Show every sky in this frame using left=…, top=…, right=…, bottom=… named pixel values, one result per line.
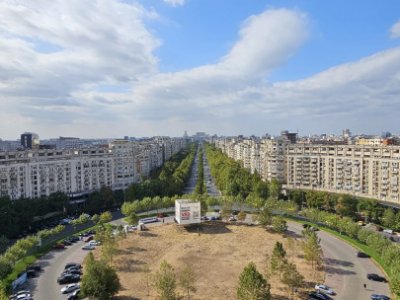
left=0, top=0, right=400, bottom=139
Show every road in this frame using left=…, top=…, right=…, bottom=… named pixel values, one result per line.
left=202, top=150, right=220, bottom=197
left=183, top=147, right=199, bottom=194
left=29, top=240, right=87, bottom=300
left=287, top=221, right=391, bottom=299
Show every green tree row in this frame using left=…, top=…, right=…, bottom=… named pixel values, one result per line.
left=0, top=235, right=39, bottom=281
left=194, top=148, right=205, bottom=195
left=0, top=192, right=69, bottom=238
left=302, top=208, right=400, bottom=296
left=205, top=144, right=279, bottom=205
left=288, top=189, right=385, bottom=221
left=125, top=144, right=195, bottom=200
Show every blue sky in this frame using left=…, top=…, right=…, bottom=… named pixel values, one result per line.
left=148, top=0, right=400, bottom=79
left=0, top=0, right=400, bottom=139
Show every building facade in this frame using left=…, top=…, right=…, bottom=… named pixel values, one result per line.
left=0, top=137, right=187, bottom=200
left=212, top=137, right=400, bottom=204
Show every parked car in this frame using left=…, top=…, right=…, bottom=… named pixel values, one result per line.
left=310, top=226, right=319, bottom=231
left=88, top=240, right=101, bottom=246
left=26, top=269, right=36, bottom=278
left=63, top=239, right=72, bottom=246
left=371, top=294, right=390, bottom=300
left=27, top=264, right=42, bottom=272
left=367, top=273, right=387, bottom=282
left=53, top=243, right=65, bottom=249
left=308, top=291, right=332, bottom=300
left=303, top=224, right=310, bottom=228
left=83, top=235, right=93, bottom=242
left=357, top=251, right=370, bottom=258
left=10, top=291, right=32, bottom=300
left=63, top=268, right=82, bottom=276
left=65, top=263, right=82, bottom=269
left=70, top=236, right=80, bottom=243
left=82, top=244, right=95, bottom=250
left=61, top=283, right=80, bottom=294
left=67, top=289, right=80, bottom=300
left=228, top=216, right=237, bottom=222
left=57, top=274, right=80, bottom=284
left=315, top=284, right=335, bottom=295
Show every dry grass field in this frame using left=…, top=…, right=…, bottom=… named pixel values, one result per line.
left=108, top=222, right=323, bottom=300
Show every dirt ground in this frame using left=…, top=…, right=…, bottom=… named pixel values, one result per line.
left=109, top=222, right=323, bottom=300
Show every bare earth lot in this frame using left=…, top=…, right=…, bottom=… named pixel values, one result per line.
left=110, top=222, right=322, bottom=300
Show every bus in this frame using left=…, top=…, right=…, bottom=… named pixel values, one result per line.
left=138, top=217, right=158, bottom=224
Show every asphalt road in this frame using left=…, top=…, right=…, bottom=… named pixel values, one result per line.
left=183, top=148, right=199, bottom=194
left=29, top=240, right=88, bottom=300
left=287, top=221, right=391, bottom=299
left=203, top=153, right=220, bottom=197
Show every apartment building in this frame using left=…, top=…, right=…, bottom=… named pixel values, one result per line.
left=0, top=148, right=114, bottom=199
left=0, top=137, right=187, bottom=200
left=286, top=144, right=400, bottom=203
left=212, top=137, right=400, bottom=204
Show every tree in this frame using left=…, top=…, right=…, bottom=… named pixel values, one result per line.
left=81, top=252, right=120, bottom=300
left=381, top=208, right=396, bottom=229
left=0, top=282, right=8, bottom=300
left=0, top=235, right=8, bottom=254
left=280, top=262, right=304, bottom=295
left=271, top=217, right=287, bottom=233
left=270, top=242, right=286, bottom=274
left=99, top=211, right=112, bottom=225
left=153, top=260, right=177, bottom=300
left=302, top=230, right=323, bottom=272
left=257, top=207, right=273, bottom=226
left=179, top=265, right=196, bottom=300
left=269, top=179, right=281, bottom=200
left=91, top=214, right=99, bottom=224
left=237, top=262, right=271, bottom=300
left=100, top=232, right=118, bottom=263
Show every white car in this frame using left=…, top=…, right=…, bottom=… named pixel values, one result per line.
left=315, top=284, right=335, bottom=295
left=82, top=244, right=95, bottom=250
left=88, top=240, right=101, bottom=246
left=61, top=283, right=80, bottom=294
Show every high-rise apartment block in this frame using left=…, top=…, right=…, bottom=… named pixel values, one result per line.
left=212, top=135, right=400, bottom=204
left=0, top=137, right=187, bottom=200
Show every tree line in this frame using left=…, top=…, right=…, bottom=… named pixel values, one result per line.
left=205, top=144, right=280, bottom=203
left=194, top=147, right=205, bottom=195
left=124, top=144, right=195, bottom=200
left=302, top=208, right=400, bottom=296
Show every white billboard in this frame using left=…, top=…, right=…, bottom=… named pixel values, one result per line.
left=175, top=199, right=201, bottom=225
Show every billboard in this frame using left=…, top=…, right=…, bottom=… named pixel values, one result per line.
left=175, top=199, right=201, bottom=225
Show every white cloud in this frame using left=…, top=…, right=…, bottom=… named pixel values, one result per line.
left=1, top=4, right=400, bottom=138
left=390, top=20, right=400, bottom=39
left=163, top=0, right=186, bottom=7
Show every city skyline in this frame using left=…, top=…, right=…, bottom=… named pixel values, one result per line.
left=1, top=1, right=400, bottom=139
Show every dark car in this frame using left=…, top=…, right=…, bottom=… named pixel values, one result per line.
left=371, top=294, right=390, bottom=300
left=63, top=239, right=72, bottom=246
left=308, top=291, right=332, bottom=300
left=367, top=273, right=387, bottom=282
left=67, top=289, right=80, bottom=300
left=63, top=268, right=82, bottom=276
left=357, top=251, right=370, bottom=258
left=53, top=243, right=65, bottom=249
left=65, top=263, right=82, bottom=269
left=57, top=274, right=80, bottom=284
left=303, top=224, right=310, bottom=228
left=70, top=236, right=80, bottom=243
left=27, top=264, right=42, bottom=272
